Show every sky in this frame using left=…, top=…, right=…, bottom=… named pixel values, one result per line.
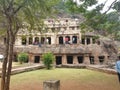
left=76, top=0, right=119, bottom=13
left=97, top=0, right=117, bottom=13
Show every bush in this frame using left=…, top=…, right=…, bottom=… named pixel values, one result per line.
left=42, top=52, right=55, bottom=69
left=17, top=53, right=28, bottom=64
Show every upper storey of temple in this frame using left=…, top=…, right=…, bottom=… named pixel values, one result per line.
left=44, top=18, right=79, bottom=28
left=17, top=18, right=81, bottom=36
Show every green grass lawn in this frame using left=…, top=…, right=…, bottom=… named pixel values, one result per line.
left=0, top=68, right=120, bottom=90
left=7, top=68, right=120, bottom=90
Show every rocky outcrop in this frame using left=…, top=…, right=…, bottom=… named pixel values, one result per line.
left=98, top=39, right=118, bottom=61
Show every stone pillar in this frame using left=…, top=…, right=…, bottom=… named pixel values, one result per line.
left=28, top=54, right=34, bottom=63
left=63, top=36, right=65, bottom=44
left=40, top=56, right=43, bottom=64
left=39, top=36, right=41, bottom=43
left=33, top=37, right=35, bottom=43
left=74, top=27, right=76, bottom=30
left=90, top=37, right=93, bottom=44
left=104, top=55, right=108, bottom=64
left=94, top=56, right=99, bottom=64
left=79, top=32, right=82, bottom=43
left=43, top=80, right=60, bottom=90
left=62, top=55, right=67, bottom=64
left=73, top=55, right=78, bottom=64
left=31, top=55, right=34, bottom=63
left=70, top=35, right=72, bottom=43
left=26, top=36, right=29, bottom=45
left=83, top=54, right=90, bottom=64
left=56, top=35, right=58, bottom=45
left=77, top=35, right=79, bottom=44
left=85, top=38, right=87, bottom=45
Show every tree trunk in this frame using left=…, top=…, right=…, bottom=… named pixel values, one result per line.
left=1, top=31, right=9, bottom=90
left=5, top=34, right=14, bottom=90
left=1, top=15, right=15, bottom=90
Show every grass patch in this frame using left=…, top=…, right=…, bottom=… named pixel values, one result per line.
left=0, top=68, right=120, bottom=90
left=10, top=68, right=116, bottom=83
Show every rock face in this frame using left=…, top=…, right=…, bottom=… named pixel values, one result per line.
left=99, top=39, right=118, bottom=61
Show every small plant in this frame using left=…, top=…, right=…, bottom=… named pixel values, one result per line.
left=17, top=53, right=28, bottom=64
left=42, top=52, right=55, bottom=69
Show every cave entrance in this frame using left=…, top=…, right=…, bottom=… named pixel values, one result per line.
left=99, top=56, right=104, bottom=64
left=77, top=56, right=83, bottom=64
left=89, top=56, right=94, bottom=64
left=34, top=56, right=40, bottom=63
left=56, top=56, right=62, bottom=65
left=67, top=56, right=73, bottom=64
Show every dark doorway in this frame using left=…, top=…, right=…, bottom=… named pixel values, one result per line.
left=87, top=38, right=90, bottom=45
left=22, top=36, right=27, bottom=45
left=72, top=36, right=77, bottom=44
left=56, top=56, right=62, bottom=65
left=14, top=54, right=18, bottom=62
left=34, top=56, right=40, bottom=63
left=82, top=38, right=85, bottom=44
left=34, top=37, right=39, bottom=45
left=4, top=38, right=6, bottom=44
left=89, top=56, right=94, bottom=64
left=67, top=56, right=73, bottom=64
left=59, top=36, right=63, bottom=44
left=99, top=56, right=104, bottom=64
left=65, top=36, right=70, bottom=44
left=47, top=37, right=51, bottom=44
left=77, top=56, right=83, bottom=63
left=41, top=37, right=45, bottom=44
left=29, top=37, right=33, bottom=45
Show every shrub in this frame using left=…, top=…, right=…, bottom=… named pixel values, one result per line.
left=42, top=52, right=55, bottom=69
left=17, top=53, right=28, bottom=64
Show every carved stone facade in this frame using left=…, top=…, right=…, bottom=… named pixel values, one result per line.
left=14, top=18, right=109, bottom=65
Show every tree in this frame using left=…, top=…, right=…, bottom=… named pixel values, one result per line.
left=63, top=0, right=120, bottom=40
left=17, top=53, right=28, bottom=64
left=42, top=52, right=55, bottom=69
left=0, top=0, right=59, bottom=90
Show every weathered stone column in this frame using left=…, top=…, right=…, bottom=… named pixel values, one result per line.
left=79, top=32, right=82, bottom=43
left=56, top=35, right=58, bottom=45
left=28, top=54, right=34, bottom=63
left=40, top=56, right=43, bottom=64
left=83, top=54, right=90, bottom=64
left=62, top=55, right=67, bottom=64
left=70, top=35, right=72, bottom=43
left=33, top=37, right=35, bottom=43
left=104, top=55, right=108, bottom=64
left=73, top=55, right=78, bottom=64
left=77, top=35, right=79, bottom=44
left=43, top=80, right=60, bottom=90
left=90, top=37, right=93, bottom=44
left=94, top=56, right=99, bottom=64
left=85, top=38, right=87, bottom=45
left=26, top=36, right=29, bottom=45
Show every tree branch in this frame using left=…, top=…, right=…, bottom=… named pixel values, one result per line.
left=14, top=0, right=28, bottom=14
left=103, top=0, right=117, bottom=14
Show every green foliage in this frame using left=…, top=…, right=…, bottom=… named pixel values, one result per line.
left=0, top=0, right=60, bottom=33
left=93, top=35, right=99, bottom=40
left=113, top=1, right=120, bottom=12
left=17, top=53, right=28, bottom=64
left=64, top=0, right=120, bottom=40
left=42, top=52, right=55, bottom=69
